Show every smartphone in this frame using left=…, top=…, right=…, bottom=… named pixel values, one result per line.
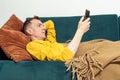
left=83, top=9, right=90, bottom=21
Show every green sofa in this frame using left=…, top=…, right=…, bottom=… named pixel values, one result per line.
left=0, top=14, right=120, bottom=80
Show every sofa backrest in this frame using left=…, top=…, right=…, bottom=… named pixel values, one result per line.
left=41, top=14, right=119, bottom=43
left=0, top=48, right=9, bottom=60
left=118, top=16, right=120, bottom=38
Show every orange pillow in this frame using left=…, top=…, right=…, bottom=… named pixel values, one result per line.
left=0, top=14, right=33, bottom=62
left=1, top=14, right=23, bottom=31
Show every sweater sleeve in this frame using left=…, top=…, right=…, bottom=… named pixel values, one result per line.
left=26, top=40, right=74, bottom=62
left=44, top=20, right=56, bottom=42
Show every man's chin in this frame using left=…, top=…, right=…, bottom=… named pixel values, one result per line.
left=43, top=36, right=47, bottom=40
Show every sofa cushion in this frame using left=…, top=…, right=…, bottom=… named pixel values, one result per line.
left=0, top=14, right=33, bottom=62
left=0, top=60, right=66, bottom=80
left=1, top=14, right=23, bottom=31
left=40, top=14, right=119, bottom=42
left=0, top=29, right=33, bottom=62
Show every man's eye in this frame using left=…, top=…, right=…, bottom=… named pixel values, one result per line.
left=39, top=24, right=41, bottom=27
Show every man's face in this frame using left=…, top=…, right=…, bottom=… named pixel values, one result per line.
left=29, top=19, right=46, bottom=40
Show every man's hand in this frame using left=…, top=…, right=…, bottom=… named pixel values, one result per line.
left=77, top=16, right=90, bottom=34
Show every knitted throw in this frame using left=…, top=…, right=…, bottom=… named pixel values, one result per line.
left=65, top=39, right=120, bottom=80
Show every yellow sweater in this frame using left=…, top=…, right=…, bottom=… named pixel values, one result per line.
left=26, top=20, right=74, bottom=62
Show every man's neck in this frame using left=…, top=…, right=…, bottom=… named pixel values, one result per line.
left=30, top=36, right=45, bottom=41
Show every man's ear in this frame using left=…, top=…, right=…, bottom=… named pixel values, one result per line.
left=26, top=28, right=33, bottom=35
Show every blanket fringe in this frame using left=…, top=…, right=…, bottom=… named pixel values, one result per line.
left=65, top=51, right=103, bottom=80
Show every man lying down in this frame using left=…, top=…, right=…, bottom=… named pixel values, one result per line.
left=22, top=16, right=120, bottom=80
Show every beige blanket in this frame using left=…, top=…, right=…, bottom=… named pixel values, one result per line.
left=65, top=39, right=120, bottom=80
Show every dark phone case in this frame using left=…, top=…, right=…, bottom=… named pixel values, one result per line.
left=83, top=9, right=90, bottom=21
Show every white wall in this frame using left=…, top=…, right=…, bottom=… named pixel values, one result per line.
left=0, top=0, right=120, bottom=27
